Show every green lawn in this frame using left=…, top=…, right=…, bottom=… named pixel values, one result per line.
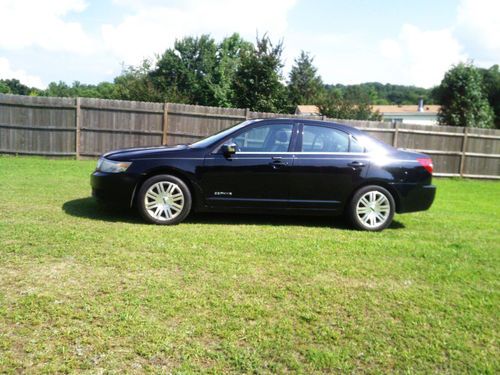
left=0, top=156, right=498, bottom=373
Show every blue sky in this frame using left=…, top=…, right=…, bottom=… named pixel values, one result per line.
left=0, top=0, right=498, bottom=89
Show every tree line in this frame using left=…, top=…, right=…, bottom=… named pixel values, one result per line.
left=1, top=33, right=498, bottom=128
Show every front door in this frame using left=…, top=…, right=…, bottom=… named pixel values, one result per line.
left=200, top=122, right=296, bottom=208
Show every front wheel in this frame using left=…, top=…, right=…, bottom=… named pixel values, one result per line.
left=348, top=185, right=395, bottom=231
left=137, top=175, right=192, bottom=225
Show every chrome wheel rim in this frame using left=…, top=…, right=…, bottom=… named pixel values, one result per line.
left=144, top=181, right=184, bottom=221
left=356, top=191, right=390, bottom=229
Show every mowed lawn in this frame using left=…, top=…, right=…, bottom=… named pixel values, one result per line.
left=0, top=156, right=498, bottom=374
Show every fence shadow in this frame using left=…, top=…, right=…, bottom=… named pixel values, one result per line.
left=62, top=197, right=405, bottom=230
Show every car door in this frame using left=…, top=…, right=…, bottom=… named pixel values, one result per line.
left=288, top=123, right=369, bottom=211
left=200, top=121, right=297, bottom=208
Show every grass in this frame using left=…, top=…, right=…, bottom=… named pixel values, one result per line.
left=0, top=156, right=498, bottom=373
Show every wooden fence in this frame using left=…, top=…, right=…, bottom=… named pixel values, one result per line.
left=0, top=94, right=499, bottom=179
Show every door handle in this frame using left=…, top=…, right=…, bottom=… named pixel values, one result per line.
left=348, top=161, right=366, bottom=167
left=270, top=158, right=288, bottom=168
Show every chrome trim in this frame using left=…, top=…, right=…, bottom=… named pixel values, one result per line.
left=234, top=151, right=369, bottom=155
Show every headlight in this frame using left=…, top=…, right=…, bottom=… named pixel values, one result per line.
left=97, top=158, right=132, bottom=173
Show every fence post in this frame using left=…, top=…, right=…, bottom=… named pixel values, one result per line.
left=393, top=121, right=399, bottom=147
left=162, top=102, right=169, bottom=145
left=75, top=97, right=81, bottom=159
left=245, top=108, right=250, bottom=120
left=459, top=127, right=469, bottom=177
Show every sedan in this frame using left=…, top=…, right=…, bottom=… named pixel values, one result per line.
left=91, top=118, right=436, bottom=231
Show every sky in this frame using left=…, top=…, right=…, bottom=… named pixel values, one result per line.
left=0, top=0, right=499, bottom=90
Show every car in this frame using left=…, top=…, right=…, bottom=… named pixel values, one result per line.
left=90, top=118, right=436, bottom=231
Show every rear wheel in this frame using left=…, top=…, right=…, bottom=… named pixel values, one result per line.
left=348, top=185, right=395, bottom=231
left=138, top=175, right=192, bottom=225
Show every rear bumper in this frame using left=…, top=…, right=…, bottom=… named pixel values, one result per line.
left=391, top=183, right=436, bottom=213
left=90, top=171, right=139, bottom=207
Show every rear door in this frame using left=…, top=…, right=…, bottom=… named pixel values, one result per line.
left=288, top=123, right=369, bottom=211
left=200, top=122, right=297, bottom=208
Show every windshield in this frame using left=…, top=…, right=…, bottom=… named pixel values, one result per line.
left=189, top=120, right=261, bottom=148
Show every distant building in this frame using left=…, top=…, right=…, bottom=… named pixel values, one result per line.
left=295, top=105, right=321, bottom=116
left=372, top=100, right=440, bottom=126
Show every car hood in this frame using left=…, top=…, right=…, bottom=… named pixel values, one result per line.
left=103, top=144, right=191, bottom=161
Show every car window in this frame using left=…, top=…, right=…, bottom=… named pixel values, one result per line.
left=301, top=125, right=365, bottom=153
left=230, top=124, right=293, bottom=152
left=349, top=136, right=365, bottom=153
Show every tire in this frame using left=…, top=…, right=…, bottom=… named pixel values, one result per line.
left=348, top=185, right=395, bottom=231
left=137, top=174, right=192, bottom=225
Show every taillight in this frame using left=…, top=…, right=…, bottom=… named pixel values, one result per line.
left=417, top=158, right=433, bottom=174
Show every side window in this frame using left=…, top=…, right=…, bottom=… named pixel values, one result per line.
left=301, top=125, right=365, bottom=153
left=349, top=136, right=365, bottom=153
left=230, top=124, right=293, bottom=152
left=302, top=125, right=349, bottom=152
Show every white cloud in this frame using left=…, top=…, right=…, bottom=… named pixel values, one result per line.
left=101, top=0, right=297, bottom=64
left=0, top=57, right=44, bottom=88
left=282, top=31, right=362, bottom=82
left=377, top=24, right=466, bottom=88
left=0, top=0, right=94, bottom=54
left=456, top=0, right=500, bottom=63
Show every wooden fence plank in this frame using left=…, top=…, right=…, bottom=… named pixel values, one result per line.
left=75, top=97, right=81, bottom=159
left=162, top=103, right=169, bottom=145
left=393, top=122, right=399, bottom=147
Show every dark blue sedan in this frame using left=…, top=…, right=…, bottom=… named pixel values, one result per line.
left=91, top=118, right=436, bottom=231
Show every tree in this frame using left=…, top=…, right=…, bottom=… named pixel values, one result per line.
left=436, top=62, right=494, bottom=128
left=114, top=60, right=162, bottom=102
left=212, top=33, right=253, bottom=107
left=150, top=35, right=218, bottom=105
left=0, top=80, right=11, bottom=94
left=231, top=34, right=287, bottom=112
left=325, top=82, right=434, bottom=105
left=287, top=51, right=324, bottom=108
left=318, top=86, right=382, bottom=121
left=478, top=64, right=500, bottom=129
left=0, top=79, right=31, bottom=95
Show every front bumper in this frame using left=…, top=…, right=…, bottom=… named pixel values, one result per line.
left=391, top=183, right=436, bottom=213
left=90, top=171, right=139, bottom=207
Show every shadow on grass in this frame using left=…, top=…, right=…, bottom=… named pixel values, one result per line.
left=62, top=197, right=405, bottom=230
left=62, top=197, right=143, bottom=224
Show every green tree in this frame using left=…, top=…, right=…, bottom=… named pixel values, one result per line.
left=42, top=80, right=119, bottom=99
left=319, top=86, right=381, bottom=121
left=0, top=79, right=31, bottom=95
left=150, top=35, right=218, bottom=105
left=212, top=33, right=253, bottom=107
left=231, top=35, right=287, bottom=112
left=325, top=82, right=434, bottom=105
left=287, top=51, right=324, bottom=108
left=436, top=62, right=494, bottom=128
left=478, top=64, right=500, bottom=128
left=0, top=80, right=11, bottom=94
left=114, top=60, right=162, bottom=102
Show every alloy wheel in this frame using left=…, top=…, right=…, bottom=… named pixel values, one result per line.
left=144, top=181, right=185, bottom=221
left=355, top=191, right=391, bottom=229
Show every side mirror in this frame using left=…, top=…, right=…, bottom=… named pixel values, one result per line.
left=220, top=143, right=238, bottom=157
